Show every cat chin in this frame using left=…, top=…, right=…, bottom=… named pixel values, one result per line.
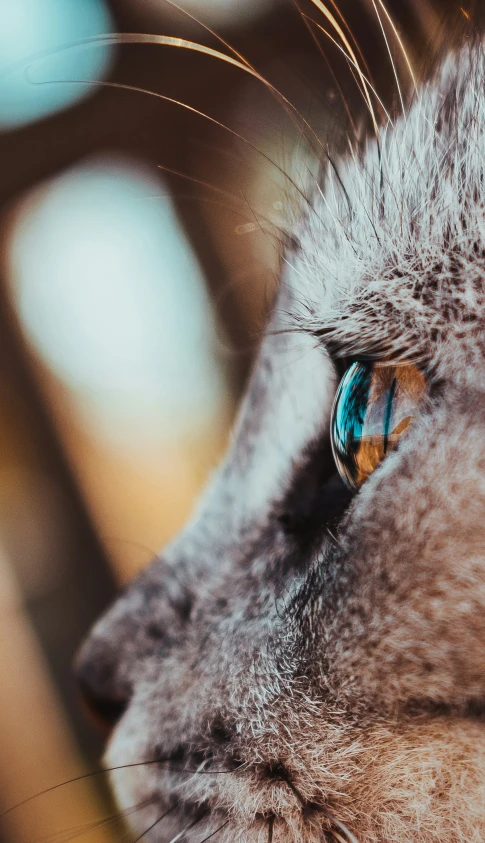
left=103, top=708, right=329, bottom=842
left=103, top=707, right=165, bottom=835
left=104, top=709, right=485, bottom=843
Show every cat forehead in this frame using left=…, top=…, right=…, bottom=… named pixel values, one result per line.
left=284, top=45, right=485, bottom=381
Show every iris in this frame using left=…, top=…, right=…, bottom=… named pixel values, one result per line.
left=331, top=361, right=426, bottom=489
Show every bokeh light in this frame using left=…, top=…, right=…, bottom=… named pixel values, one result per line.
left=140, top=0, right=280, bottom=28
left=9, top=156, right=226, bottom=446
left=7, top=155, right=230, bottom=582
left=0, top=0, right=114, bottom=129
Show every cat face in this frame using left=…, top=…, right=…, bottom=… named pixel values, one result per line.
left=76, top=45, right=485, bottom=842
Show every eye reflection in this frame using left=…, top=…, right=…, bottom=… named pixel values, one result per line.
left=331, top=361, right=426, bottom=490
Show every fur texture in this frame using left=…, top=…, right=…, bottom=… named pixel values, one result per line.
left=76, top=40, right=485, bottom=843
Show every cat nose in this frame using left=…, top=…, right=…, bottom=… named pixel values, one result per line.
left=75, top=637, right=131, bottom=733
left=77, top=672, right=128, bottom=733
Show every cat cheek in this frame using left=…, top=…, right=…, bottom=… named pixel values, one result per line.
left=104, top=702, right=156, bottom=816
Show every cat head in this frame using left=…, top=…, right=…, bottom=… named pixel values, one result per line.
left=76, top=44, right=485, bottom=842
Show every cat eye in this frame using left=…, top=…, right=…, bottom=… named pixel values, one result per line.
left=331, top=361, right=426, bottom=490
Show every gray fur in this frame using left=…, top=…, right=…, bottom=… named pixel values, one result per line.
left=77, top=43, right=485, bottom=842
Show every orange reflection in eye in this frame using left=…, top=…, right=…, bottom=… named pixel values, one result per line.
left=332, top=362, right=426, bottom=490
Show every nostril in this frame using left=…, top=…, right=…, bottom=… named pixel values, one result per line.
left=209, top=718, right=234, bottom=747
left=75, top=648, right=130, bottom=733
left=78, top=676, right=128, bottom=732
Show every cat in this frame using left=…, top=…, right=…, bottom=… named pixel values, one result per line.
left=76, top=9, right=485, bottom=843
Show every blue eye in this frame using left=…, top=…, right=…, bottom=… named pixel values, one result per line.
left=330, top=361, right=426, bottom=490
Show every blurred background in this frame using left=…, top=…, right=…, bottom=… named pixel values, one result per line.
left=0, top=1, right=464, bottom=842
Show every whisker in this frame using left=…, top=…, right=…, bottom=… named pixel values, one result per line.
left=132, top=805, right=178, bottom=843
left=326, top=527, right=342, bottom=549
left=318, top=0, right=375, bottom=83
left=0, top=760, right=236, bottom=820
left=25, top=33, right=321, bottom=158
left=196, top=821, right=229, bottom=843
left=238, top=189, right=288, bottom=252
left=139, top=189, right=283, bottom=246
left=28, top=70, right=316, bottom=222
left=161, top=0, right=251, bottom=70
left=369, top=0, right=405, bottom=116
left=29, top=798, right=154, bottom=843
left=103, top=538, right=160, bottom=560
left=283, top=786, right=358, bottom=843
left=30, top=819, right=113, bottom=843
left=307, top=0, right=378, bottom=136
left=26, top=30, right=379, bottom=224
left=293, top=0, right=357, bottom=137
left=329, top=819, right=359, bottom=843
left=25, top=30, right=361, bottom=202
left=375, top=0, right=416, bottom=89
left=166, top=815, right=207, bottom=843
left=156, top=163, right=286, bottom=239
left=301, top=12, right=377, bottom=125
left=157, top=164, right=245, bottom=205
left=301, top=16, right=393, bottom=126
left=118, top=34, right=331, bottom=166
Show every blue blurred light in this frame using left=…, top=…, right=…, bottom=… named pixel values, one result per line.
left=0, top=0, right=114, bottom=129
left=10, top=157, right=227, bottom=444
